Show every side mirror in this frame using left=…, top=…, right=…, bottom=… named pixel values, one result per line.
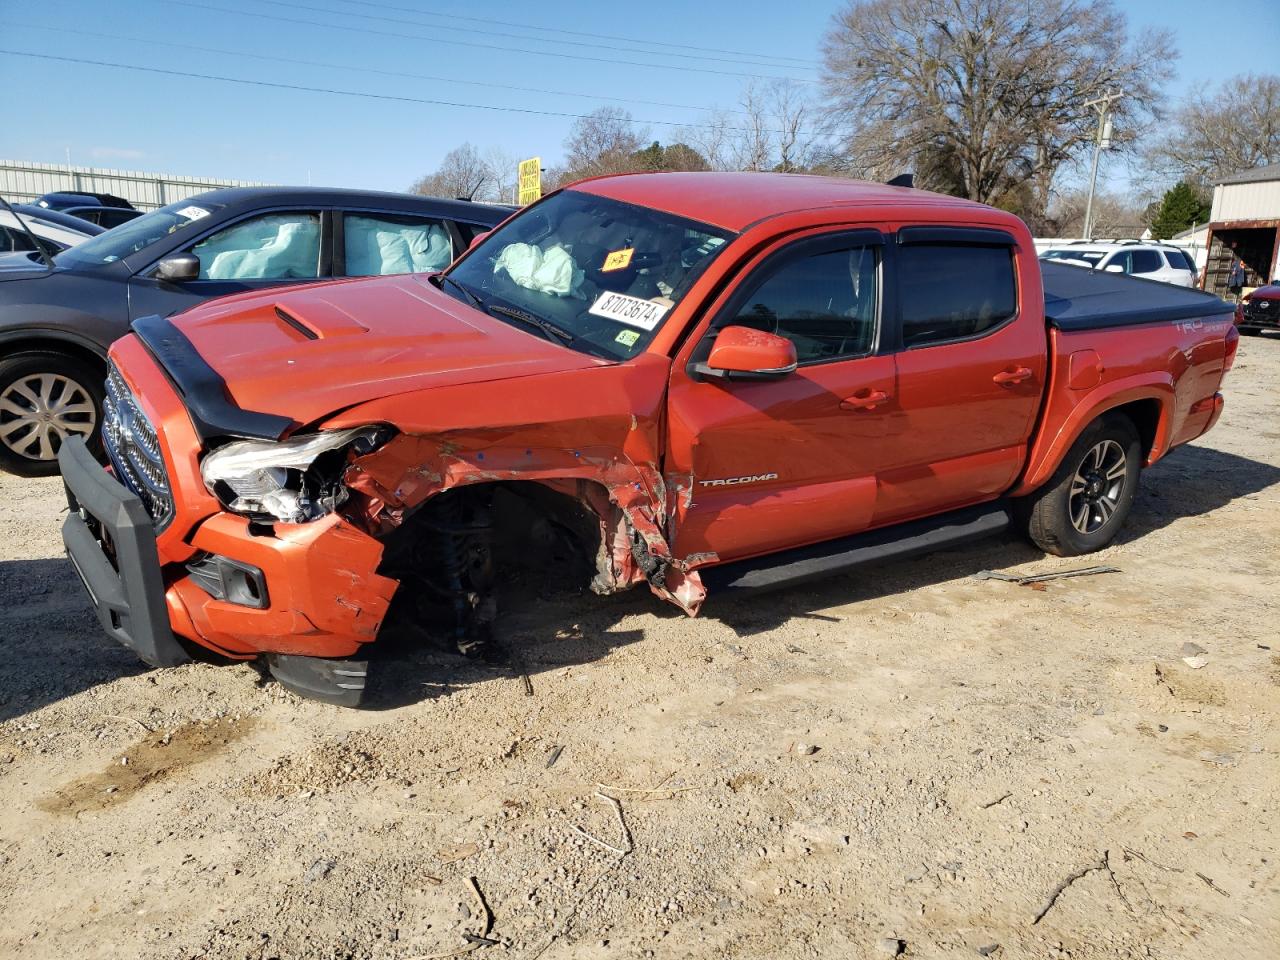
left=693, top=325, right=797, bottom=381
left=1102, top=263, right=1125, bottom=274
left=468, top=230, right=491, bottom=252
left=155, top=253, right=200, bottom=282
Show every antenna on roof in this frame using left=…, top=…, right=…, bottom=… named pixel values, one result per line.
left=886, top=173, right=914, bottom=188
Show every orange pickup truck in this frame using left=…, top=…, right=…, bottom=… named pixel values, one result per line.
left=59, top=173, right=1238, bottom=705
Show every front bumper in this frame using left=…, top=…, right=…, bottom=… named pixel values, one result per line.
left=59, top=436, right=190, bottom=668
left=1237, top=299, right=1280, bottom=328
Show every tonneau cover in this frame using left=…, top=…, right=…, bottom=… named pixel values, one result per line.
left=1041, top=261, right=1231, bottom=331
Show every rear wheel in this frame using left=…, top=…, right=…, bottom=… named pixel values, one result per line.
left=0, top=351, right=104, bottom=477
left=1020, top=414, right=1142, bottom=557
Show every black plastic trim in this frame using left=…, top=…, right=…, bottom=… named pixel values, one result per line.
left=58, top=436, right=189, bottom=668
left=131, top=313, right=294, bottom=442
left=701, top=501, right=1011, bottom=597
left=186, top=554, right=270, bottom=609
left=897, top=226, right=1016, bottom=246
left=267, top=653, right=369, bottom=707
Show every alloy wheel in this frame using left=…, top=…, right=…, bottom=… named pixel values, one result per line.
left=1068, top=439, right=1128, bottom=534
left=0, top=373, right=97, bottom=462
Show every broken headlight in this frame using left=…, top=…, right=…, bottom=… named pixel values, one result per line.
left=200, top=426, right=384, bottom=523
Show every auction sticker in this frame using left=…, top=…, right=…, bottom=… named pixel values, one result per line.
left=601, top=248, right=634, bottom=272
left=614, top=329, right=641, bottom=348
left=176, top=205, right=211, bottom=221
left=589, top=291, right=668, bottom=330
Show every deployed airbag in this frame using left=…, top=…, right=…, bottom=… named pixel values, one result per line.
left=493, top=242, right=583, bottom=296
left=345, top=216, right=452, bottom=276
left=196, top=215, right=321, bottom=280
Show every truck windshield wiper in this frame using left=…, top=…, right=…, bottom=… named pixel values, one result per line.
left=485, top=304, right=576, bottom=347
left=433, top=273, right=482, bottom=307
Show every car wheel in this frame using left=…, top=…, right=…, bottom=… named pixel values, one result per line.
left=1020, top=414, right=1142, bottom=557
left=0, top=351, right=104, bottom=477
left=1238, top=326, right=1261, bottom=336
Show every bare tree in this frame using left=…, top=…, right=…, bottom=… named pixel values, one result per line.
left=1045, top=187, right=1150, bottom=238
left=1148, top=73, right=1280, bottom=184
left=821, top=0, right=1175, bottom=209
left=561, top=108, right=648, bottom=182
left=735, top=83, right=774, bottom=172
left=411, top=143, right=494, bottom=201
left=484, top=146, right=519, bottom=204
left=770, top=81, right=812, bottom=173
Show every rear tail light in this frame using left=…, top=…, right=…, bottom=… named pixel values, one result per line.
left=1223, top=324, right=1240, bottom=373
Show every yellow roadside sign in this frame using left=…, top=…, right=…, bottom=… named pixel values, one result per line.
left=518, top=156, right=542, bottom=205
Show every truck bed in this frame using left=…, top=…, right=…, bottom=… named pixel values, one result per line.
left=1041, top=261, right=1229, bottom=330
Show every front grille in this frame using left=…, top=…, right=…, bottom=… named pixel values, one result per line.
left=102, top=364, right=174, bottom=529
left=1243, top=298, right=1277, bottom=323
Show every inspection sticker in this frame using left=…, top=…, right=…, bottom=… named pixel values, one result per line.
left=601, top=248, right=634, bottom=272
left=588, top=291, right=668, bottom=330
left=614, top=329, right=641, bottom=348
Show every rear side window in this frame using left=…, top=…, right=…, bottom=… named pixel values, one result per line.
left=1130, top=249, right=1162, bottom=274
left=898, top=245, right=1017, bottom=347
left=344, top=212, right=452, bottom=277
left=1165, top=249, right=1194, bottom=271
left=730, top=245, right=879, bottom=363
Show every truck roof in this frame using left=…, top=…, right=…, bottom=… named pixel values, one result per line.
left=567, top=171, right=990, bottom=232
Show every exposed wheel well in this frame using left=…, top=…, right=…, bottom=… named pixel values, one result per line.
left=374, top=479, right=615, bottom=653
left=1105, top=398, right=1162, bottom=463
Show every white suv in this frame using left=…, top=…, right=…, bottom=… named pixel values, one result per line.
left=1039, top=243, right=1198, bottom=287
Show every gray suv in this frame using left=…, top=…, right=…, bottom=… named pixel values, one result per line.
left=0, top=187, right=508, bottom=476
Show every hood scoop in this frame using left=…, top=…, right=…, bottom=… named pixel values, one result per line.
left=274, top=306, right=319, bottom=340
left=271, top=296, right=371, bottom=340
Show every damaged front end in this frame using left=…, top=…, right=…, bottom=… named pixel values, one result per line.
left=335, top=430, right=710, bottom=657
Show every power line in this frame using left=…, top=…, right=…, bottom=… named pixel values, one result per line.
left=329, top=0, right=818, bottom=67
left=9, top=22, right=751, bottom=116
left=1, top=49, right=813, bottom=135
left=252, top=0, right=819, bottom=72
left=162, top=0, right=821, bottom=84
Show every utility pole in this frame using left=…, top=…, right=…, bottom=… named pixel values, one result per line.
left=1082, top=91, right=1122, bottom=240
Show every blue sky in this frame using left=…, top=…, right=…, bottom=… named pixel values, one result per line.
left=1, top=0, right=1277, bottom=195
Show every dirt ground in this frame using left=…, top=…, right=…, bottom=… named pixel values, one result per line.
left=2, top=338, right=1278, bottom=960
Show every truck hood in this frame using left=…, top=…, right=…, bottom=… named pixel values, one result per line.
left=168, top=273, right=606, bottom=429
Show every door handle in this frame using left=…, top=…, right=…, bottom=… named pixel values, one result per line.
left=992, top=366, right=1033, bottom=385
left=840, top=389, right=890, bottom=411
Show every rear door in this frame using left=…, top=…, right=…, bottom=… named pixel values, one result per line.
left=666, top=228, right=897, bottom=563
left=876, top=227, right=1046, bottom=524
left=127, top=208, right=329, bottom=319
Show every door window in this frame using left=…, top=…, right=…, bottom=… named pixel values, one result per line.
left=898, top=244, right=1016, bottom=347
left=344, top=213, right=453, bottom=276
left=1130, top=249, right=1163, bottom=274
left=728, top=246, right=879, bottom=363
left=191, top=212, right=321, bottom=280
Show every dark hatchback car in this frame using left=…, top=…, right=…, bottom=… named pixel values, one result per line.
left=0, top=186, right=510, bottom=476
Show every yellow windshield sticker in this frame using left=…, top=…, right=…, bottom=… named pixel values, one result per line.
left=614, top=329, right=641, bottom=348
left=601, top=248, right=635, bottom=272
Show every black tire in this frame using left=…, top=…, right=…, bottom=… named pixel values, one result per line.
left=1019, top=413, right=1142, bottom=557
left=0, top=350, right=105, bottom=478
left=1239, top=326, right=1262, bottom=336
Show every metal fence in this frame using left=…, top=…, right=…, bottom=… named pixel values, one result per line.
left=0, top=159, right=269, bottom=210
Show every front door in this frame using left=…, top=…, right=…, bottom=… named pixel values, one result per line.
left=666, top=230, right=898, bottom=563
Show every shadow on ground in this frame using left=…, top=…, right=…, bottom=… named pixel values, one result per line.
left=0, top=557, right=147, bottom=724
left=4, top=445, right=1276, bottom=716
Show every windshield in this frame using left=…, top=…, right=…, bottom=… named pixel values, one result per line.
left=1041, top=249, right=1106, bottom=267
left=55, top=200, right=225, bottom=267
left=442, top=190, right=733, bottom=360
